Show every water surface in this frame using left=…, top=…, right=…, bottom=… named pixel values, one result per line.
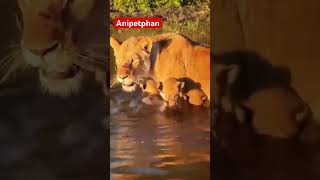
left=110, top=89, right=210, bottom=180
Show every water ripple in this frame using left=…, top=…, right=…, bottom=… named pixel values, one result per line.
left=110, top=90, right=210, bottom=179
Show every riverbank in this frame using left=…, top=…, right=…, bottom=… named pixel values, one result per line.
left=110, top=1, right=210, bottom=36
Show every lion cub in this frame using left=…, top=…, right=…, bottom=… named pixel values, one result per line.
left=139, top=78, right=208, bottom=111
left=158, top=78, right=208, bottom=111
left=140, top=79, right=163, bottom=106
left=140, top=79, right=160, bottom=95
left=241, top=87, right=311, bottom=139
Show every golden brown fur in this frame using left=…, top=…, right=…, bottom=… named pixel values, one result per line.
left=185, top=89, right=207, bottom=106
left=159, top=77, right=185, bottom=110
left=214, top=0, right=320, bottom=121
left=110, top=33, right=210, bottom=100
left=242, top=87, right=310, bottom=139
left=153, top=77, right=208, bottom=111
left=140, top=79, right=160, bottom=95
left=4, top=0, right=106, bottom=97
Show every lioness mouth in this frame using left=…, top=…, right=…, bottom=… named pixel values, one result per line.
left=42, top=65, right=81, bottom=79
left=123, top=82, right=135, bottom=87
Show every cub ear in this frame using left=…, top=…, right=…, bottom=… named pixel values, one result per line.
left=157, top=81, right=163, bottom=91
left=69, top=0, right=95, bottom=21
left=177, top=81, right=185, bottom=90
left=183, top=95, right=188, bottom=101
left=179, top=92, right=184, bottom=97
left=202, top=95, right=207, bottom=101
left=138, top=37, right=153, bottom=53
left=139, top=83, right=146, bottom=90
left=110, top=37, right=121, bottom=53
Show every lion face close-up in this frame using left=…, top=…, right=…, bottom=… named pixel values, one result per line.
left=11, top=0, right=106, bottom=97
left=110, top=36, right=153, bottom=92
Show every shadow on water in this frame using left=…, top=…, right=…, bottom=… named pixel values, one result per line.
left=213, top=50, right=320, bottom=180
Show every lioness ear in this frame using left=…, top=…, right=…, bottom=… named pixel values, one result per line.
left=110, top=37, right=121, bottom=53
left=138, top=37, right=152, bottom=53
left=69, top=0, right=95, bottom=21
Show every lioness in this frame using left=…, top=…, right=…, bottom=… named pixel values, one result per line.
left=110, top=33, right=210, bottom=101
left=1, top=0, right=107, bottom=97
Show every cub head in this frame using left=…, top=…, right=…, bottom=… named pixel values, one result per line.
left=140, top=79, right=160, bottom=95
left=110, top=36, right=153, bottom=92
left=14, top=0, right=105, bottom=97
left=159, top=78, right=185, bottom=110
left=185, top=89, right=207, bottom=106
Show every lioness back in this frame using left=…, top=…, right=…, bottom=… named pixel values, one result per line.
left=152, top=34, right=211, bottom=100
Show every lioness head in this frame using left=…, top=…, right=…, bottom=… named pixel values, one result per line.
left=12, top=0, right=105, bottom=96
left=185, top=89, right=207, bottom=106
left=110, top=36, right=153, bottom=92
left=140, top=79, right=160, bottom=95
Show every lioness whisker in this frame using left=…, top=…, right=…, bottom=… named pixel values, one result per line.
left=0, top=50, right=25, bottom=83
left=1, top=44, right=20, bottom=54
left=15, top=14, right=22, bottom=33
left=82, top=49, right=107, bottom=59
left=73, top=56, right=106, bottom=72
left=110, top=75, right=119, bottom=88
left=0, top=50, right=17, bottom=68
left=75, top=53, right=106, bottom=65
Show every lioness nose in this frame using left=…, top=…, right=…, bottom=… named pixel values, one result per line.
left=29, top=42, right=60, bottom=56
left=118, top=74, right=129, bottom=80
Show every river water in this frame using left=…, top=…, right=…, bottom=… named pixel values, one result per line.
left=110, top=89, right=210, bottom=179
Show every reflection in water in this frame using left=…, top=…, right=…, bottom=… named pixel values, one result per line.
left=110, top=89, right=210, bottom=179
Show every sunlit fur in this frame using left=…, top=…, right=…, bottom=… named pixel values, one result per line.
left=0, top=0, right=106, bottom=97
left=110, top=33, right=210, bottom=99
